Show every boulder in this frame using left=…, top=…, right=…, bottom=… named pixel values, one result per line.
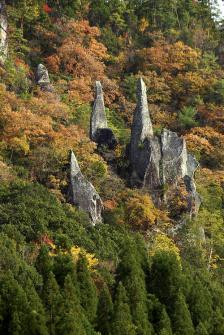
left=0, top=1, right=7, bottom=64
left=68, top=151, right=103, bottom=225
left=36, top=64, right=54, bottom=92
left=90, top=81, right=117, bottom=148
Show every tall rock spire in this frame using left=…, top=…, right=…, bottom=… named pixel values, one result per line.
left=90, top=81, right=117, bottom=149
left=90, top=81, right=108, bottom=141
left=132, top=78, right=153, bottom=142
left=130, top=78, right=153, bottom=183
left=68, top=151, right=103, bottom=225
left=0, top=1, right=7, bottom=64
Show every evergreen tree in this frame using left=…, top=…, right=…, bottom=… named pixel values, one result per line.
left=158, top=307, right=173, bottom=335
left=211, top=308, right=224, bottom=335
left=53, top=253, right=75, bottom=286
left=178, top=106, right=198, bottom=130
left=0, top=272, right=30, bottom=335
left=57, top=274, right=86, bottom=335
left=35, top=245, right=53, bottom=281
left=47, top=0, right=83, bottom=18
left=96, top=285, right=113, bottom=335
left=188, top=276, right=212, bottom=331
left=118, top=239, right=152, bottom=335
left=43, top=272, right=62, bottom=335
left=195, top=322, right=209, bottom=335
left=148, top=295, right=172, bottom=335
left=172, top=292, right=194, bottom=335
left=24, top=279, right=48, bottom=335
left=77, top=254, right=98, bottom=323
left=150, top=251, right=182, bottom=314
left=89, top=0, right=110, bottom=26
left=10, top=310, right=22, bottom=335
left=112, top=282, right=136, bottom=335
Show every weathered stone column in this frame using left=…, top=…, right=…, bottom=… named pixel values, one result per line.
left=68, top=151, right=103, bottom=225
left=130, top=78, right=154, bottom=183
left=90, top=81, right=108, bottom=140
left=130, top=78, right=153, bottom=146
left=90, top=81, right=117, bottom=149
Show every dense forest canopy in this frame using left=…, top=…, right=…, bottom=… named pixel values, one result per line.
left=0, top=0, right=224, bottom=334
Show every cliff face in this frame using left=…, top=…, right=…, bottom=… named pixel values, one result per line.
left=130, top=78, right=200, bottom=217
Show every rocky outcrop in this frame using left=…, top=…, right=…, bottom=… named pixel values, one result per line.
left=0, top=1, right=7, bottom=64
left=130, top=79, right=200, bottom=216
left=90, top=81, right=117, bottom=149
left=36, top=64, right=54, bottom=92
left=68, top=151, right=103, bottom=225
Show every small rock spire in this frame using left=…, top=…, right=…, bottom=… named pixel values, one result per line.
left=70, top=150, right=81, bottom=176
left=36, top=64, right=54, bottom=92
left=90, top=81, right=108, bottom=141
left=69, top=151, right=103, bottom=225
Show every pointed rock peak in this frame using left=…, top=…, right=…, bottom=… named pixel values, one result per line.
left=70, top=150, right=81, bottom=176
left=90, top=81, right=108, bottom=141
left=95, top=80, right=103, bottom=96
left=135, top=77, right=153, bottom=140
left=137, top=77, right=147, bottom=96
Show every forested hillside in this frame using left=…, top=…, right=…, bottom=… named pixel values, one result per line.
left=0, top=1, right=224, bottom=334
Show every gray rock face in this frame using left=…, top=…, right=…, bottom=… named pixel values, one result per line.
left=90, top=81, right=107, bottom=140
left=143, top=137, right=162, bottom=205
left=37, top=64, right=54, bottom=92
left=90, top=81, right=117, bottom=149
left=130, top=79, right=200, bottom=216
left=130, top=78, right=153, bottom=145
left=161, top=129, right=188, bottom=184
left=69, top=151, right=103, bottom=225
left=0, top=1, right=7, bottom=64
left=185, top=154, right=201, bottom=216
left=130, top=78, right=153, bottom=184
